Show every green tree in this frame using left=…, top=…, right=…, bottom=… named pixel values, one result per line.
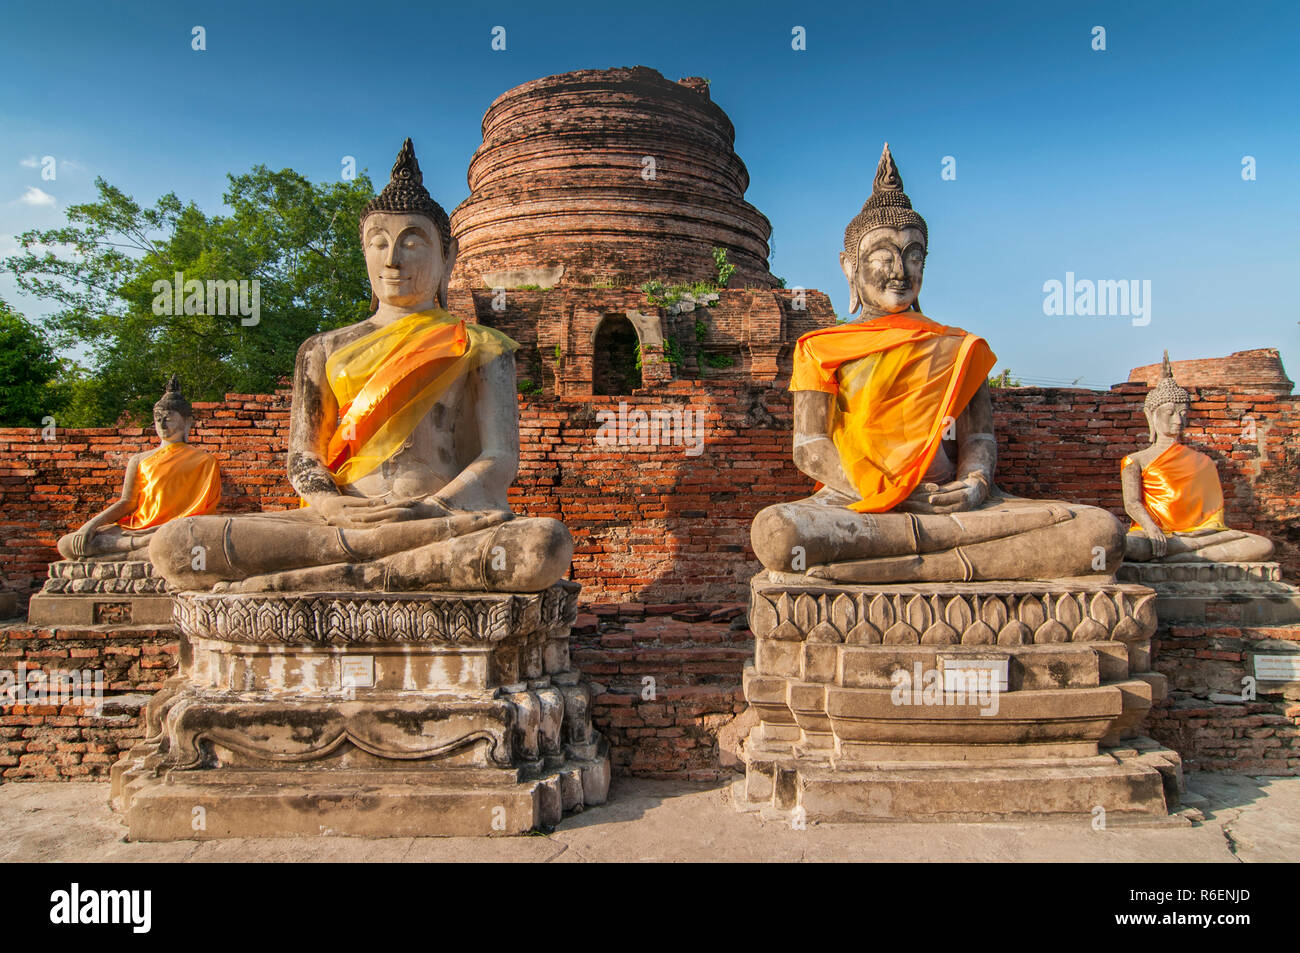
left=4, top=167, right=376, bottom=425
left=0, top=298, right=64, bottom=426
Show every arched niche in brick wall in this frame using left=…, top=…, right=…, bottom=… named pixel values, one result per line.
left=591, top=314, right=643, bottom=396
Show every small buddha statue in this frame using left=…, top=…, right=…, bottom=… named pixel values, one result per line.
left=751, top=144, right=1123, bottom=583
left=1121, top=353, right=1274, bottom=563
left=57, top=376, right=221, bottom=561
left=148, top=139, right=571, bottom=593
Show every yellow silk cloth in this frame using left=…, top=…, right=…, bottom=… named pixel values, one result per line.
left=323, top=309, right=518, bottom=486
left=790, top=311, right=997, bottom=513
left=1122, top=442, right=1226, bottom=533
left=118, top=442, right=221, bottom=530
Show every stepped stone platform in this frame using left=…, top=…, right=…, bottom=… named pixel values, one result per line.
left=111, top=582, right=610, bottom=840
left=734, top=573, right=1183, bottom=822
left=28, top=559, right=172, bottom=626
left=1116, top=561, right=1300, bottom=626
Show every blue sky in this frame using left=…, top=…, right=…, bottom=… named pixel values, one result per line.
left=2, top=0, right=1296, bottom=389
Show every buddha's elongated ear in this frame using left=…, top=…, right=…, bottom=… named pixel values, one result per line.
left=438, top=236, right=459, bottom=310
left=369, top=292, right=379, bottom=314
left=839, top=250, right=860, bottom=314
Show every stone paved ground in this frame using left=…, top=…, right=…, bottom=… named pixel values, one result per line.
left=1, top=773, right=1296, bottom=862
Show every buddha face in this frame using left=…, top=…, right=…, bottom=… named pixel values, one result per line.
left=1148, top=401, right=1189, bottom=441
left=841, top=225, right=926, bottom=315
left=154, top=408, right=190, bottom=443
left=363, top=212, right=456, bottom=310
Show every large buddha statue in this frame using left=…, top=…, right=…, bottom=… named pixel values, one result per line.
left=58, top=376, right=220, bottom=561
left=751, top=145, right=1123, bottom=583
left=148, top=139, right=572, bottom=593
left=1121, top=353, right=1274, bottom=563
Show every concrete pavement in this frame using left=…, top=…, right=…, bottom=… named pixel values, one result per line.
left=1, top=772, right=1296, bottom=862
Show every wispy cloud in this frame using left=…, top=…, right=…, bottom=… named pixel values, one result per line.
left=18, top=155, right=85, bottom=173
left=17, top=187, right=56, bottom=207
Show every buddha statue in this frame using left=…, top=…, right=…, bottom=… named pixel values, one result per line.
left=148, top=139, right=572, bottom=593
left=57, top=376, right=220, bottom=561
left=1121, top=353, right=1274, bottom=563
left=751, top=144, right=1124, bottom=583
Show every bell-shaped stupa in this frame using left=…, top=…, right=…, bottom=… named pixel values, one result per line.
left=450, top=66, right=778, bottom=290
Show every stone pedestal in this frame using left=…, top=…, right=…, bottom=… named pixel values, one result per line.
left=28, top=559, right=173, bottom=626
left=1116, top=561, right=1300, bottom=625
left=734, top=573, right=1183, bottom=822
left=112, top=582, right=609, bottom=839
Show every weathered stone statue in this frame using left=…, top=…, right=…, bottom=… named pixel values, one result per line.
left=116, top=139, right=607, bottom=840
left=734, top=145, right=1179, bottom=824
left=148, top=139, right=571, bottom=593
left=1121, top=353, right=1274, bottom=563
left=751, top=145, right=1122, bottom=583
left=57, top=375, right=220, bottom=561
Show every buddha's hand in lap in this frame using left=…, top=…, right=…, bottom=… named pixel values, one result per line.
left=305, top=493, right=452, bottom=528
left=897, top=476, right=989, bottom=515
left=1143, top=526, right=1168, bottom=558
left=66, top=528, right=93, bottom=558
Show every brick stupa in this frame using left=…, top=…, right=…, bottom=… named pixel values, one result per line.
left=445, top=67, right=837, bottom=399
left=451, top=66, right=778, bottom=291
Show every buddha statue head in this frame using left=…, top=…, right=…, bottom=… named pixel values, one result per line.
left=359, top=138, right=458, bottom=313
left=153, top=374, right=194, bottom=443
left=841, top=143, right=928, bottom=317
left=1143, top=351, right=1192, bottom=442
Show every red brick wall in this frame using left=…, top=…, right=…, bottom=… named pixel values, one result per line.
left=1129, top=348, right=1293, bottom=395
left=1145, top=623, right=1300, bottom=775
left=0, top=624, right=176, bottom=780
left=572, top=605, right=751, bottom=780
left=446, top=286, right=838, bottom=397
left=992, top=383, right=1299, bottom=578
left=1, top=382, right=1297, bottom=605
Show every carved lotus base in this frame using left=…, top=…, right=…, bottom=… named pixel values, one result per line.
left=1116, top=561, right=1300, bottom=625
left=111, top=582, right=611, bottom=838
left=736, top=573, right=1177, bottom=820
left=41, top=559, right=169, bottom=594
left=28, top=560, right=173, bottom=626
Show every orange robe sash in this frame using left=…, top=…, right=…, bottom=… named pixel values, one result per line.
left=1122, top=442, right=1226, bottom=533
left=790, top=312, right=997, bottom=513
left=118, top=442, right=221, bottom=530
left=323, top=309, right=518, bottom=486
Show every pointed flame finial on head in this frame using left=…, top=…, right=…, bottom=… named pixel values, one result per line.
left=1144, top=350, right=1191, bottom=416
left=390, top=137, right=423, bottom=186
left=844, top=142, right=928, bottom=256
left=359, top=137, right=451, bottom=257
left=874, top=142, right=904, bottom=193
left=154, top=373, right=193, bottom=419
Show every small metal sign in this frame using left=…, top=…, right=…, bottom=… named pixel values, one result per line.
left=939, top=656, right=1009, bottom=693
left=340, top=655, right=375, bottom=689
left=1253, top=654, right=1300, bottom=683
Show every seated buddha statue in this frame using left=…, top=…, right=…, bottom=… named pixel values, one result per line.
left=148, top=139, right=572, bottom=593
left=57, top=376, right=221, bottom=561
left=751, top=144, right=1123, bottom=584
left=1121, top=353, right=1274, bottom=563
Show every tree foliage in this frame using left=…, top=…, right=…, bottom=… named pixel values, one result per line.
left=0, top=298, right=64, bottom=426
left=3, top=167, right=376, bottom=425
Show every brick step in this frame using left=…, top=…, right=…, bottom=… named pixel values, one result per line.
left=1161, top=624, right=1300, bottom=642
